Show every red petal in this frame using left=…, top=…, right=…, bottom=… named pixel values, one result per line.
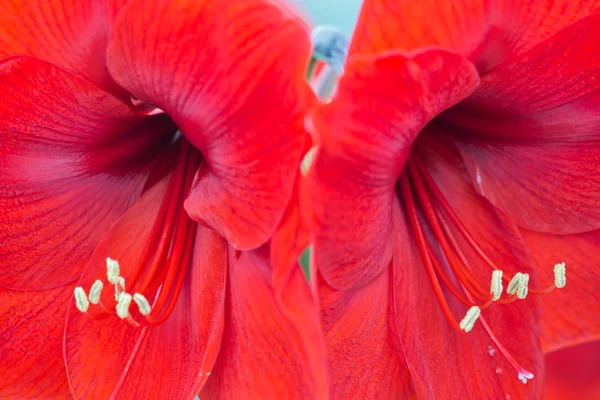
left=319, top=272, right=416, bottom=399
left=350, top=0, right=599, bottom=71
left=64, top=180, right=227, bottom=399
left=440, top=15, right=600, bottom=234
left=304, top=50, right=479, bottom=291
left=391, top=140, right=544, bottom=399
left=520, top=228, right=600, bottom=353
left=0, top=57, right=173, bottom=290
left=0, top=287, right=71, bottom=399
left=544, top=341, right=600, bottom=400
left=106, top=0, right=312, bottom=250
left=0, top=0, right=128, bottom=93
left=201, top=246, right=328, bottom=400
left=271, top=179, right=313, bottom=296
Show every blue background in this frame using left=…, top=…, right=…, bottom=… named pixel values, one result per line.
left=290, top=0, right=363, bottom=36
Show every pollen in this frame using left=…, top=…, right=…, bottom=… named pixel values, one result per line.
left=73, top=287, right=90, bottom=313
left=554, top=262, right=566, bottom=289
left=507, top=272, right=523, bottom=295
left=88, top=280, right=104, bottom=305
left=460, top=306, right=481, bottom=333
left=133, top=293, right=152, bottom=316
left=116, top=292, right=133, bottom=319
left=106, top=257, right=121, bottom=284
left=490, top=270, right=503, bottom=301
left=517, top=273, right=530, bottom=299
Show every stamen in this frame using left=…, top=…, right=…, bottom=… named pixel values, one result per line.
left=133, top=293, right=152, bottom=316
left=490, top=270, right=503, bottom=301
left=116, top=293, right=133, bottom=319
left=74, top=287, right=89, bottom=313
left=554, top=262, right=566, bottom=288
left=460, top=306, right=481, bottom=332
left=115, top=276, right=126, bottom=301
left=106, top=257, right=121, bottom=284
left=507, top=272, right=523, bottom=295
left=88, top=280, right=104, bottom=305
left=517, top=273, right=529, bottom=299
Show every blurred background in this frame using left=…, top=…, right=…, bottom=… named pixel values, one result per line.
left=289, top=0, right=363, bottom=36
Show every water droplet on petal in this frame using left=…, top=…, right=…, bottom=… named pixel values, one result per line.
left=496, top=367, right=503, bottom=374
left=488, top=345, right=496, bottom=356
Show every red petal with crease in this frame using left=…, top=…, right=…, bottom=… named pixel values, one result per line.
left=106, top=0, right=311, bottom=250
left=391, top=140, right=543, bottom=399
left=520, top=228, right=600, bottom=353
left=64, top=179, right=227, bottom=399
left=319, top=272, right=416, bottom=399
left=304, top=50, right=479, bottom=291
left=350, top=0, right=600, bottom=71
left=201, top=246, right=328, bottom=400
left=0, top=0, right=128, bottom=94
left=0, top=57, right=173, bottom=290
left=442, top=15, right=600, bottom=234
left=0, top=287, right=71, bottom=399
left=544, top=341, right=600, bottom=400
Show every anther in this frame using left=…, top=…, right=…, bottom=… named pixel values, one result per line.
left=116, top=293, right=133, bottom=319
left=133, top=293, right=152, bottom=316
left=74, top=287, right=90, bottom=313
left=114, top=277, right=126, bottom=300
left=507, top=272, right=523, bottom=295
left=106, top=257, right=121, bottom=284
left=460, top=306, right=481, bottom=332
left=88, top=280, right=104, bottom=305
left=517, top=273, right=529, bottom=299
left=490, top=270, right=503, bottom=301
left=554, top=262, right=566, bottom=289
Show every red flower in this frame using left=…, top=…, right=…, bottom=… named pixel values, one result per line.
left=0, top=0, right=327, bottom=398
left=303, top=1, right=600, bottom=398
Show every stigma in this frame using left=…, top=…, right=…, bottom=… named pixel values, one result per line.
left=72, top=139, right=200, bottom=328
left=398, top=151, right=567, bottom=385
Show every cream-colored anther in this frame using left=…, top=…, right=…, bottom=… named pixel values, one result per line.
left=116, top=293, right=133, bottom=319
left=74, top=287, right=90, bottom=313
left=517, top=273, right=529, bottom=299
left=554, top=262, right=566, bottom=289
left=133, top=293, right=152, bottom=316
left=114, top=277, right=126, bottom=301
left=88, top=280, right=104, bottom=305
left=507, top=272, right=523, bottom=295
left=490, top=270, right=503, bottom=301
left=460, top=306, right=481, bottom=333
left=106, top=257, right=121, bottom=284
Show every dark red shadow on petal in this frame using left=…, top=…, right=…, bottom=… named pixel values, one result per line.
left=0, top=56, right=174, bottom=291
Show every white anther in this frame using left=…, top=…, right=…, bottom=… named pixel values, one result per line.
left=116, top=292, right=133, bottom=319
left=507, top=272, right=523, bottom=295
left=88, top=280, right=104, bottom=304
left=460, top=306, right=481, bottom=333
left=133, top=293, right=152, bottom=316
left=114, top=277, right=126, bottom=301
left=554, top=262, right=566, bottom=289
left=518, top=371, right=534, bottom=384
left=73, top=287, right=90, bottom=313
left=490, top=270, right=503, bottom=301
left=517, top=273, right=530, bottom=299
left=106, top=257, right=121, bottom=284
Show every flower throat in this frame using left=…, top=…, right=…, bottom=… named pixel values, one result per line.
left=73, top=139, right=201, bottom=328
left=398, top=151, right=566, bottom=385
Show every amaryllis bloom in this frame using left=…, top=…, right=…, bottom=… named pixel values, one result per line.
left=0, top=0, right=328, bottom=398
left=303, top=1, right=600, bottom=398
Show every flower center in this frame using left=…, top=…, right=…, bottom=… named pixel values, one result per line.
left=73, top=139, right=201, bottom=327
left=397, top=151, right=566, bottom=384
